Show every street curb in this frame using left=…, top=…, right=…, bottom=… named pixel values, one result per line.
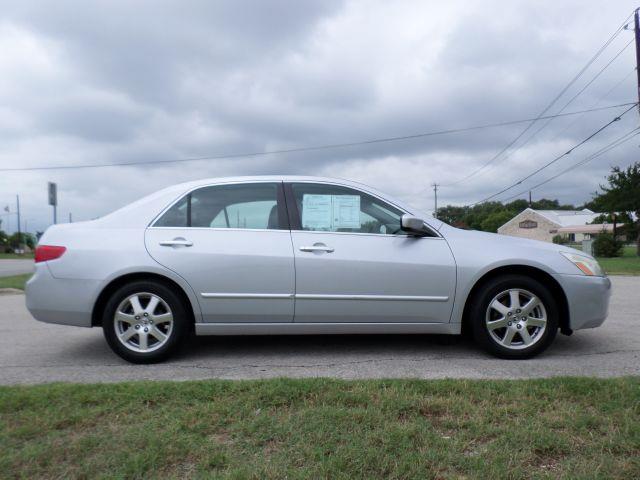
left=0, top=288, right=24, bottom=295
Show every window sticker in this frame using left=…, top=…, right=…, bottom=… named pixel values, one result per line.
left=302, top=194, right=362, bottom=230
left=332, top=195, right=360, bottom=229
left=302, top=194, right=333, bottom=230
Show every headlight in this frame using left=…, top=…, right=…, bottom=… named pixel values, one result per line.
left=560, top=252, right=605, bottom=277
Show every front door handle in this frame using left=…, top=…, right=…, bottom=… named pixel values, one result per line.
left=299, top=244, right=334, bottom=253
left=159, top=238, right=193, bottom=247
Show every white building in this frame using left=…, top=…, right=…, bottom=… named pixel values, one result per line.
left=497, top=208, right=615, bottom=243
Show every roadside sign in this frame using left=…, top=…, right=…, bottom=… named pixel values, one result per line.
left=48, top=182, right=57, bottom=206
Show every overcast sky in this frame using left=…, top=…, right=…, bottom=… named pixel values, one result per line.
left=1, top=0, right=639, bottom=233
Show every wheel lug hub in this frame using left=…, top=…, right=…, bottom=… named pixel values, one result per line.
left=508, top=321, right=512, bottom=326
left=516, top=309, right=521, bottom=313
left=508, top=312, right=512, bottom=316
left=135, top=325, right=140, bottom=330
left=144, top=327, right=149, bottom=333
left=517, top=324, right=522, bottom=329
left=135, top=316, right=140, bottom=320
left=144, top=313, right=148, bottom=317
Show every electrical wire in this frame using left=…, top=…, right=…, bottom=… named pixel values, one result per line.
left=0, top=102, right=635, bottom=173
left=500, top=126, right=640, bottom=202
left=444, top=10, right=635, bottom=186
left=468, top=103, right=637, bottom=206
left=475, top=38, right=635, bottom=176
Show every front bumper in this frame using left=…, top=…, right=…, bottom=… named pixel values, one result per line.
left=553, top=273, right=611, bottom=330
left=25, top=263, right=99, bottom=327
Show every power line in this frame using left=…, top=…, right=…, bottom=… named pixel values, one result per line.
left=482, top=38, right=635, bottom=174
left=469, top=103, right=637, bottom=206
left=500, top=126, right=640, bottom=202
left=0, top=102, right=635, bottom=173
left=444, top=10, right=635, bottom=187
left=544, top=66, right=637, bottom=146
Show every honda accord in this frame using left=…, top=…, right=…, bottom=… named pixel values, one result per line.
left=25, top=176, right=611, bottom=363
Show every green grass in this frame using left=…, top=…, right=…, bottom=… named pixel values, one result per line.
left=597, top=245, right=640, bottom=275
left=0, top=253, right=34, bottom=259
left=1, top=378, right=638, bottom=479
left=0, top=274, right=31, bottom=290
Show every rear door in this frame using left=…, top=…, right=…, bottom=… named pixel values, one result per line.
left=145, top=181, right=295, bottom=323
left=286, top=182, right=456, bottom=324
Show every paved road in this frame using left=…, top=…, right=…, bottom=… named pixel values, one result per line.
left=0, top=259, right=33, bottom=278
left=0, top=276, right=638, bottom=385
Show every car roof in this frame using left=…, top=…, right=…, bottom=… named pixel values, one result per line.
left=169, top=175, right=377, bottom=190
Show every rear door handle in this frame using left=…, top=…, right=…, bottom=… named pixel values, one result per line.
left=159, top=238, right=193, bottom=247
left=299, top=244, right=334, bottom=253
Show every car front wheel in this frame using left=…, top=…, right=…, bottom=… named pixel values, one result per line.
left=102, top=280, right=189, bottom=363
left=470, top=274, right=558, bottom=359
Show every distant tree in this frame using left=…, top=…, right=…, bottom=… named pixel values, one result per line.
left=590, top=163, right=640, bottom=256
left=8, top=232, right=35, bottom=251
left=0, top=230, right=8, bottom=252
left=480, top=210, right=513, bottom=233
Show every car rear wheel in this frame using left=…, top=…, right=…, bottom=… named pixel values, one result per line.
left=470, top=274, right=558, bottom=359
left=102, top=280, right=189, bottom=363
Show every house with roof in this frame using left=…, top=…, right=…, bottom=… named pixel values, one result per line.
left=497, top=208, right=616, bottom=243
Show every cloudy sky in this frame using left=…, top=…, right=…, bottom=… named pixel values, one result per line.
left=1, top=0, right=639, bottom=233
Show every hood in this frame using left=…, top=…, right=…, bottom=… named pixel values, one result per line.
left=440, top=224, right=592, bottom=257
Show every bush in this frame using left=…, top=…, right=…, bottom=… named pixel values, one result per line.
left=593, top=233, right=623, bottom=257
left=552, top=234, right=568, bottom=245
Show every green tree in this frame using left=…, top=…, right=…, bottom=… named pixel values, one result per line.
left=480, top=210, right=513, bottom=233
left=8, top=232, right=35, bottom=251
left=591, top=163, right=640, bottom=256
left=0, top=230, right=8, bottom=252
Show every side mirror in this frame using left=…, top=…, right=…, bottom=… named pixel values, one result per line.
left=401, top=214, right=428, bottom=236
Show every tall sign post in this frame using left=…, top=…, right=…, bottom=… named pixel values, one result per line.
left=48, top=182, right=57, bottom=224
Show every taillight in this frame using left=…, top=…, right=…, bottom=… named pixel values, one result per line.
left=35, top=245, right=67, bottom=263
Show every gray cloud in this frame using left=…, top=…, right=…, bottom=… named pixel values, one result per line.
left=0, top=0, right=639, bottom=234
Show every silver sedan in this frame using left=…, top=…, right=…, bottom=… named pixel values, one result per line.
left=25, top=176, right=611, bottom=363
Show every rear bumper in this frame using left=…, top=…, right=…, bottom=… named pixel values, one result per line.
left=553, top=273, right=611, bottom=330
left=25, top=263, right=98, bottom=327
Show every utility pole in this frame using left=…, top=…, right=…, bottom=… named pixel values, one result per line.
left=528, top=191, right=532, bottom=207
left=16, top=195, right=22, bottom=253
left=635, top=8, right=640, bottom=114
left=69, top=212, right=72, bottom=223
left=431, top=183, right=439, bottom=218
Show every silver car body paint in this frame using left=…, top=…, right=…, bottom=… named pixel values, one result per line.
left=25, top=176, right=611, bottom=335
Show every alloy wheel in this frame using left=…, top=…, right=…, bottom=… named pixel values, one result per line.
left=485, top=288, right=547, bottom=350
left=113, top=292, right=174, bottom=353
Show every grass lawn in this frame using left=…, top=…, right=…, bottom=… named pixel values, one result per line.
left=0, top=274, right=31, bottom=290
left=1, top=377, right=638, bottom=479
left=596, top=245, right=640, bottom=276
left=0, top=252, right=34, bottom=260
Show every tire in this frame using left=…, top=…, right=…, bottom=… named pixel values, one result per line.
left=470, top=274, right=558, bottom=359
left=102, top=280, right=189, bottom=363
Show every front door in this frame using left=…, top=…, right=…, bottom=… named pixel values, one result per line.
left=145, top=181, right=294, bottom=323
left=286, top=182, right=456, bottom=324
